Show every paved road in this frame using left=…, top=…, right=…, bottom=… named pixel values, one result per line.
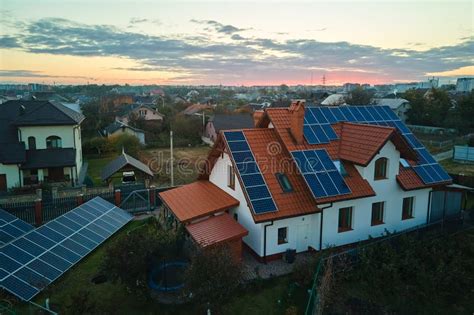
left=433, top=149, right=453, bottom=162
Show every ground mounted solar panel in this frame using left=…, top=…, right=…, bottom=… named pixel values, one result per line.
left=0, top=197, right=132, bottom=301
left=0, top=209, right=35, bottom=246
left=291, top=149, right=351, bottom=199
left=224, top=131, right=278, bottom=214
left=303, top=105, right=451, bottom=186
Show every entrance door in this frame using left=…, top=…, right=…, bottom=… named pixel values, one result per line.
left=0, top=174, right=7, bottom=192
left=296, top=224, right=309, bottom=253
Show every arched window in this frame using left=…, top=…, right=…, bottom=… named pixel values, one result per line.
left=46, top=136, right=62, bottom=149
left=374, top=157, right=388, bottom=180
left=28, top=136, right=36, bottom=150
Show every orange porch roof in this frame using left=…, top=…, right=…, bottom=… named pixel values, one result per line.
left=159, top=181, right=239, bottom=223
left=186, top=213, right=248, bottom=247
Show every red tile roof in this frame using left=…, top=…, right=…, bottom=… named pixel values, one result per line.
left=338, top=123, right=396, bottom=166
left=186, top=213, right=248, bottom=247
left=396, top=165, right=428, bottom=190
left=159, top=181, right=239, bottom=223
left=239, top=129, right=319, bottom=222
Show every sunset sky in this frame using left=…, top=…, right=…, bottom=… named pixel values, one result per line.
left=0, top=0, right=473, bottom=85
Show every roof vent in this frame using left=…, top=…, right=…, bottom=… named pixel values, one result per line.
left=19, top=105, right=26, bottom=116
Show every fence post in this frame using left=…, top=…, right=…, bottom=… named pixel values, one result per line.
left=114, top=189, right=121, bottom=206
left=34, top=199, right=42, bottom=226
left=77, top=194, right=84, bottom=206
left=149, top=185, right=156, bottom=209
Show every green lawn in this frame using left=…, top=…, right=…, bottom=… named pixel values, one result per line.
left=85, top=154, right=118, bottom=186
left=85, top=146, right=211, bottom=188
left=13, top=220, right=307, bottom=314
left=439, top=158, right=474, bottom=176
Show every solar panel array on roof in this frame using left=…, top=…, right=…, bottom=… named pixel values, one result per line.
left=223, top=131, right=278, bottom=214
left=0, top=197, right=132, bottom=301
left=304, top=105, right=450, bottom=185
left=291, top=149, right=351, bottom=198
left=0, top=209, right=35, bottom=246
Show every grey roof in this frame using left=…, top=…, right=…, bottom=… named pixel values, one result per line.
left=210, top=114, right=254, bottom=132
left=21, top=148, right=76, bottom=169
left=14, top=100, right=85, bottom=126
left=104, top=121, right=144, bottom=135
left=116, top=103, right=159, bottom=117
left=374, top=98, right=409, bottom=109
left=101, top=153, right=153, bottom=181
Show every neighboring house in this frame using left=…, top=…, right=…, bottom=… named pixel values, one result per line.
left=0, top=95, right=18, bottom=104
left=456, top=78, right=474, bottom=92
left=320, top=94, right=346, bottom=106
left=103, top=121, right=146, bottom=145
left=203, top=113, right=254, bottom=144
left=373, top=98, right=410, bottom=122
left=60, top=102, right=82, bottom=114
left=0, top=100, right=84, bottom=191
left=116, top=104, right=164, bottom=124
left=181, top=103, right=213, bottom=116
left=160, top=101, right=454, bottom=261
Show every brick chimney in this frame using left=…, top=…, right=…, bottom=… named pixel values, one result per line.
left=253, top=110, right=264, bottom=127
left=289, top=100, right=305, bottom=144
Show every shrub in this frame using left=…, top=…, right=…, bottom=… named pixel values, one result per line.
left=101, top=218, right=182, bottom=299
left=185, top=244, right=243, bottom=311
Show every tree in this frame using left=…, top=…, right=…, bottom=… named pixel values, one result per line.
left=404, top=89, right=427, bottom=124
left=102, top=218, right=182, bottom=299
left=185, top=244, right=243, bottom=311
left=108, top=134, right=142, bottom=157
left=171, top=115, right=202, bottom=146
left=455, top=91, right=474, bottom=133
left=345, top=87, right=374, bottom=105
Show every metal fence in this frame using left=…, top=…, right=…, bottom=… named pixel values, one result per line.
left=0, top=200, right=36, bottom=225
left=454, top=146, right=474, bottom=162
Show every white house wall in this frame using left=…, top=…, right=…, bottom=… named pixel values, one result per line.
left=209, top=152, right=264, bottom=255
left=0, top=164, right=21, bottom=189
left=264, top=213, right=320, bottom=256
left=321, top=141, right=431, bottom=249
left=19, top=125, right=78, bottom=150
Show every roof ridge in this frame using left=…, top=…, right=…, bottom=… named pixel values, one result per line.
left=14, top=101, right=49, bottom=121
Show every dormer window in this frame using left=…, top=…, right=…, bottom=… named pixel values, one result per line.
left=400, top=158, right=410, bottom=168
left=46, top=136, right=62, bottom=149
left=276, top=173, right=293, bottom=192
left=333, top=160, right=348, bottom=177
left=374, top=157, right=388, bottom=180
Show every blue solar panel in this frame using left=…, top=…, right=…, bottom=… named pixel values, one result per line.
left=303, top=125, right=319, bottom=144
left=228, top=140, right=250, bottom=152
left=245, top=185, right=271, bottom=200
left=0, top=209, right=35, bottom=246
left=312, top=125, right=330, bottom=143
left=0, top=197, right=133, bottom=301
left=291, top=149, right=351, bottom=198
left=311, top=107, right=328, bottom=124
left=339, top=107, right=357, bottom=122
left=303, top=105, right=451, bottom=185
left=223, top=131, right=278, bottom=214
left=251, top=198, right=277, bottom=214
left=320, top=107, right=338, bottom=123
left=224, top=131, right=245, bottom=141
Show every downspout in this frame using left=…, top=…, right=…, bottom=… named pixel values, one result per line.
left=426, top=190, right=433, bottom=224
left=73, top=125, right=79, bottom=186
left=263, top=220, right=274, bottom=264
left=318, top=203, right=333, bottom=251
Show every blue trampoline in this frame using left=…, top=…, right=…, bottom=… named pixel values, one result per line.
left=148, top=261, right=188, bottom=292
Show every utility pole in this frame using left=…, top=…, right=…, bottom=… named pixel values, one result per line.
left=170, top=130, right=174, bottom=187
